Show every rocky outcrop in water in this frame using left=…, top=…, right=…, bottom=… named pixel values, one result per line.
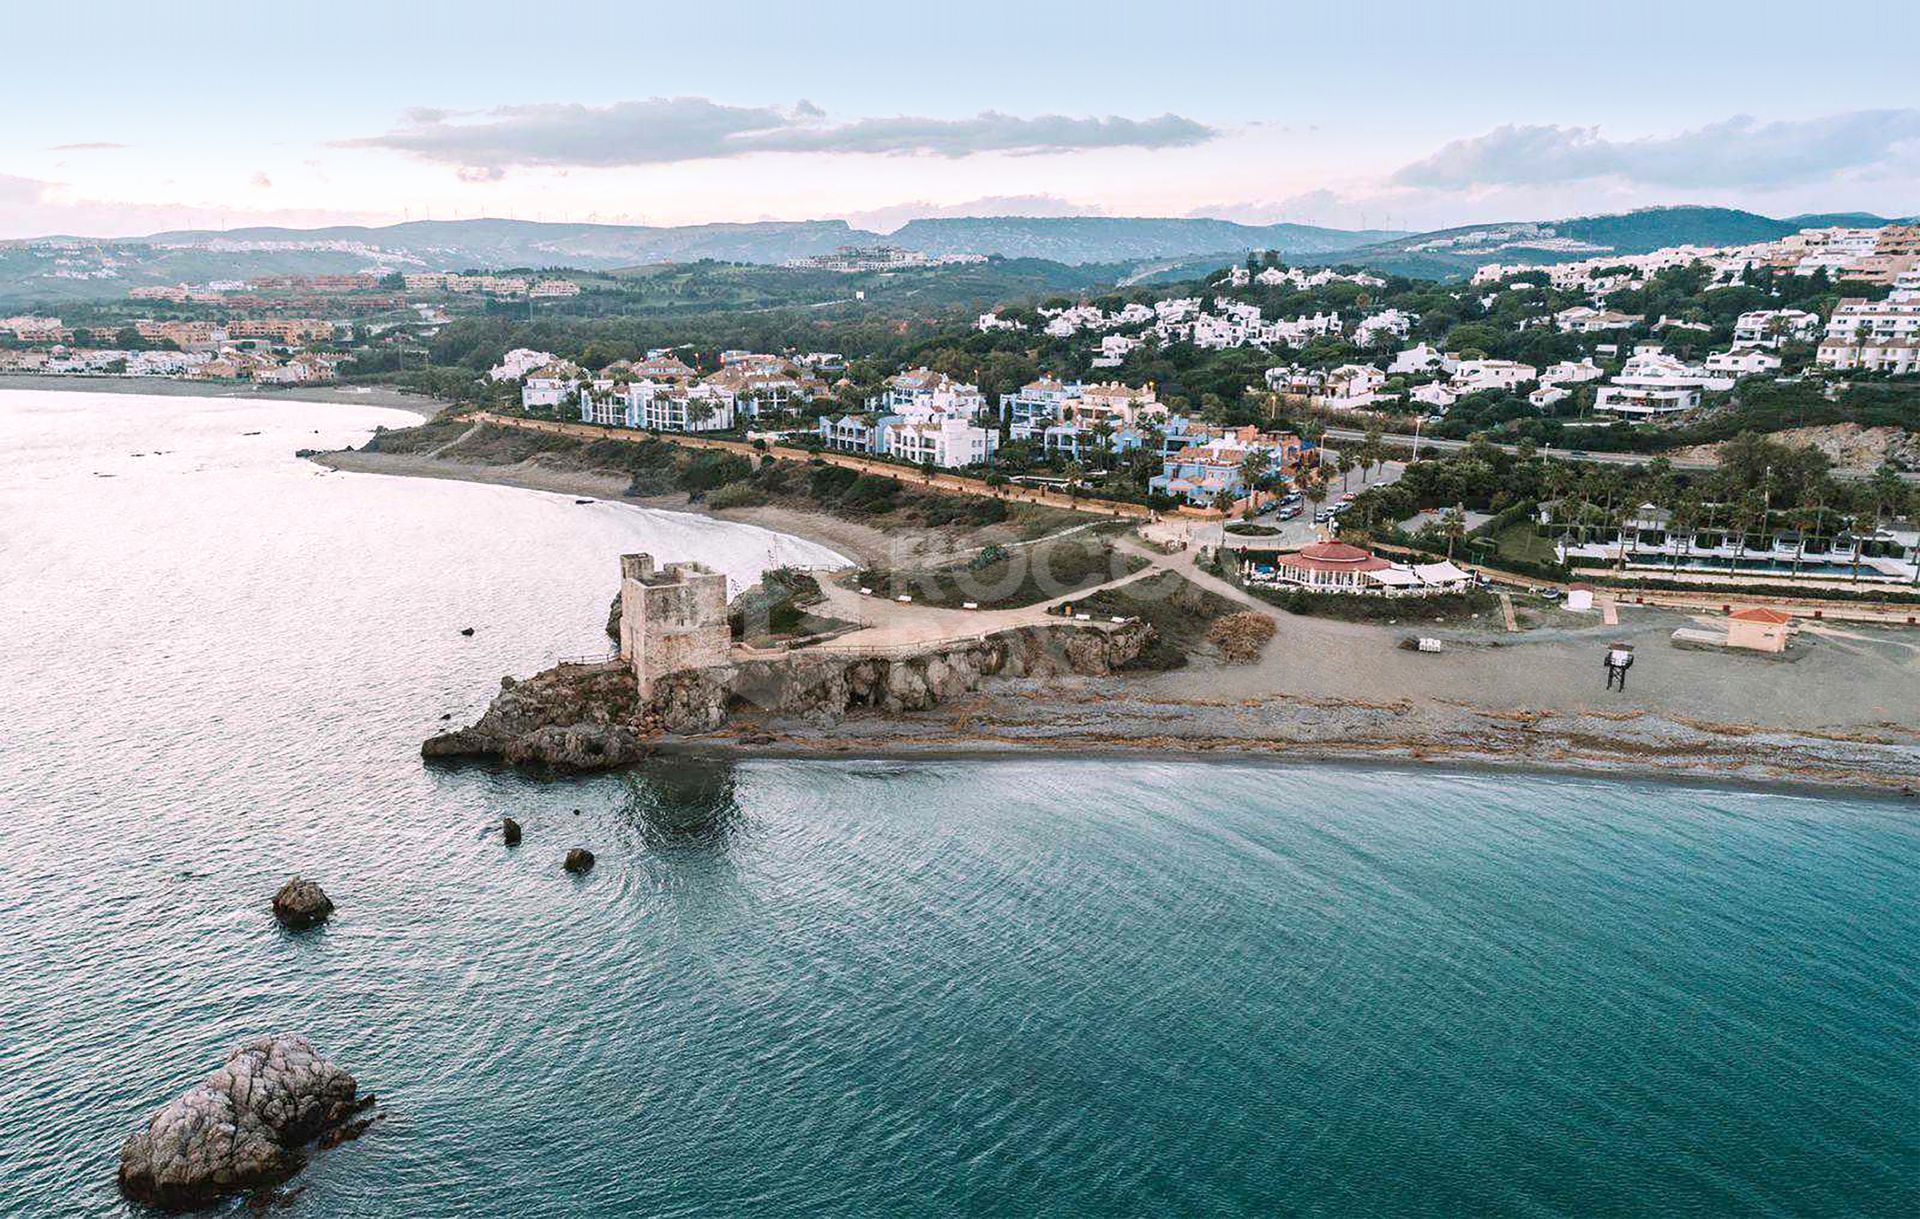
left=423, top=621, right=1151, bottom=770
left=422, top=663, right=647, bottom=769
left=271, top=877, right=334, bottom=930
left=117, top=1034, right=370, bottom=1210
left=502, top=817, right=522, bottom=846
left=564, top=848, right=596, bottom=874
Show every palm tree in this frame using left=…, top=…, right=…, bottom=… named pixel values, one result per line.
left=1064, top=460, right=1087, bottom=504
left=1330, top=452, right=1349, bottom=492
left=1731, top=491, right=1764, bottom=572
left=1441, top=505, right=1468, bottom=561
left=1303, top=479, right=1328, bottom=524
left=1362, top=425, right=1384, bottom=481
left=1668, top=494, right=1702, bottom=575
left=1239, top=448, right=1272, bottom=514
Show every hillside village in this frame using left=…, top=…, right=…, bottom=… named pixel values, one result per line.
left=5, top=215, right=1918, bottom=592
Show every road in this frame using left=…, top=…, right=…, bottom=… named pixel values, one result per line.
left=1318, top=426, right=1917, bottom=483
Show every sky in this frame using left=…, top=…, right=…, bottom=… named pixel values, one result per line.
left=3, top=0, right=1917, bottom=240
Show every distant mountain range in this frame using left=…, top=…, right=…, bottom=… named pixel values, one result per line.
left=884, top=217, right=1408, bottom=262
left=1, top=206, right=1911, bottom=303
left=115, top=215, right=1406, bottom=268
left=1289, top=206, right=1915, bottom=279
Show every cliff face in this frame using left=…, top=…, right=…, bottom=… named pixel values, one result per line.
left=422, top=622, right=1151, bottom=770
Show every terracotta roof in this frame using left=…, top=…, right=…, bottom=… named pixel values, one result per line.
left=1730, top=607, right=1793, bottom=625
left=1275, top=541, right=1392, bottom=574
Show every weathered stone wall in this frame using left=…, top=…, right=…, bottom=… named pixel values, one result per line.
left=618, top=553, right=731, bottom=700
left=424, top=620, right=1151, bottom=769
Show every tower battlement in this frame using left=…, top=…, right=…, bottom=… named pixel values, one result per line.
left=617, top=553, right=731, bottom=699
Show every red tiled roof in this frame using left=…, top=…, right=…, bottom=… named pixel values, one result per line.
left=1730, top=607, right=1793, bottom=625
left=1275, top=541, right=1392, bottom=574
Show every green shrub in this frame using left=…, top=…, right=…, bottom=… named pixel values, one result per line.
left=706, top=482, right=769, bottom=509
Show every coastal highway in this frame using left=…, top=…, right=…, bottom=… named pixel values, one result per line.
left=1318, top=427, right=1919, bottom=484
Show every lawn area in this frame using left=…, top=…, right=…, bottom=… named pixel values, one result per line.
left=1487, top=520, right=1561, bottom=566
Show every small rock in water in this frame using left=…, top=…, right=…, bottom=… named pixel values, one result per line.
left=271, top=877, right=334, bottom=930
left=502, top=818, right=522, bottom=846
left=116, top=1034, right=364, bottom=1210
left=459, top=627, right=475, bottom=637
left=440, top=713, right=452, bottom=721
left=563, top=848, right=595, bottom=874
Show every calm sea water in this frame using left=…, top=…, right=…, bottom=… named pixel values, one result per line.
left=1, top=389, right=1915, bottom=1217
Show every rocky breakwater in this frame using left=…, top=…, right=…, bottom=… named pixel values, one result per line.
left=118, top=1034, right=374, bottom=1210
left=423, top=620, right=1151, bottom=770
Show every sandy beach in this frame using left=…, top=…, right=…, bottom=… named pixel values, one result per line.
left=317, top=431, right=1920, bottom=794
left=317, top=443, right=982, bottom=567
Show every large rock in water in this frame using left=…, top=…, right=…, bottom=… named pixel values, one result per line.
left=271, top=877, right=334, bottom=930
left=117, top=1034, right=363, bottom=1209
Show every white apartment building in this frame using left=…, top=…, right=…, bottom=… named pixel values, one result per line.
left=521, top=365, right=581, bottom=409
left=1594, top=384, right=1702, bottom=416
left=882, top=416, right=998, bottom=469
left=1733, top=309, right=1819, bottom=347
left=975, top=311, right=1025, bottom=332
left=1817, top=287, right=1920, bottom=371
left=583, top=381, right=736, bottom=432
left=1353, top=309, right=1417, bottom=346
left=1540, top=358, right=1604, bottom=385
left=1816, top=338, right=1920, bottom=375
left=1703, top=347, right=1783, bottom=377
left=1092, top=333, right=1141, bottom=368
left=1555, top=306, right=1644, bottom=334
left=1389, top=343, right=1451, bottom=375
left=1449, top=359, right=1538, bottom=394
left=1323, top=364, right=1387, bottom=408
left=488, top=348, right=557, bottom=382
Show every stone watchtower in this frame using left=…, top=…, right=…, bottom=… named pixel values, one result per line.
left=618, top=553, right=732, bottom=700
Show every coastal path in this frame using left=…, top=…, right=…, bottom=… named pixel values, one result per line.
left=468, top=412, right=1155, bottom=521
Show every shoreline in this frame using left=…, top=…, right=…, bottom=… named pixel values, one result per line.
left=315, top=444, right=921, bottom=567
left=310, top=427, right=1919, bottom=798
left=657, top=679, right=1920, bottom=797
left=0, top=373, right=445, bottom=418
left=644, top=736, right=1920, bottom=802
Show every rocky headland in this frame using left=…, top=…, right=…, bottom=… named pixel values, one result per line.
left=423, top=620, right=1151, bottom=770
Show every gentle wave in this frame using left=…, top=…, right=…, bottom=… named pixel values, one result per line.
left=0, top=391, right=1915, bottom=1217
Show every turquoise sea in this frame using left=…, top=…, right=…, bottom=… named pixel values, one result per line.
left=1, top=389, right=1915, bottom=1216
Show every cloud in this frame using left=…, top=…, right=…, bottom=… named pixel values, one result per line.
left=1392, top=110, right=1920, bottom=190
left=48, top=141, right=128, bottom=152
left=343, top=97, right=1217, bottom=176
left=845, top=194, right=1099, bottom=233
left=0, top=172, right=384, bottom=240
left=250, top=172, right=273, bottom=189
